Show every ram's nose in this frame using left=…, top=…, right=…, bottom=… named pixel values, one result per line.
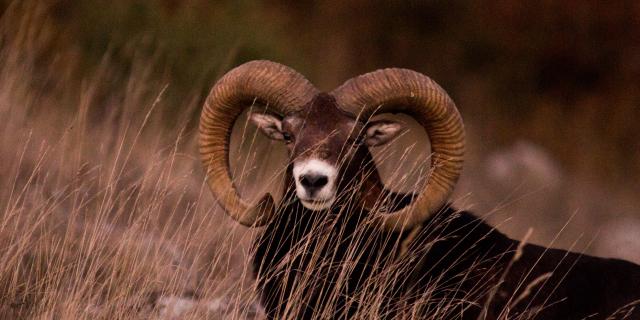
left=299, top=174, right=328, bottom=196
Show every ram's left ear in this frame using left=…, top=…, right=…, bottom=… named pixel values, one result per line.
left=364, top=120, right=405, bottom=147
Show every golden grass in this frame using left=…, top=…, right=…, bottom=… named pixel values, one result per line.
left=0, top=7, right=504, bottom=317
left=0, top=4, right=263, bottom=318
left=1, top=2, right=638, bottom=319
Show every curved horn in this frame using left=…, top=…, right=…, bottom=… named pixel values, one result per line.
left=199, top=60, right=319, bottom=226
left=331, top=69, right=465, bottom=232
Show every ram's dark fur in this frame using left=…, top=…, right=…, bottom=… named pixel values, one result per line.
left=253, top=162, right=640, bottom=320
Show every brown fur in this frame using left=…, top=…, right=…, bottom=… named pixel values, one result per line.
left=252, top=93, right=640, bottom=319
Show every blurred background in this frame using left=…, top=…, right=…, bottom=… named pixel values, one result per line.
left=1, top=0, right=638, bottom=261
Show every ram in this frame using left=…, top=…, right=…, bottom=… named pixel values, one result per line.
left=199, top=61, right=640, bottom=319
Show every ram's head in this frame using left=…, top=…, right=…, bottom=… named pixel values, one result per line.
left=199, top=61, right=465, bottom=232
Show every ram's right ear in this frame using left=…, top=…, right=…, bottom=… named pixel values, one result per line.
left=364, top=120, right=405, bottom=147
left=249, top=112, right=286, bottom=141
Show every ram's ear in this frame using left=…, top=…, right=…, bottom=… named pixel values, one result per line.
left=249, top=112, right=286, bottom=141
left=364, top=120, right=405, bottom=147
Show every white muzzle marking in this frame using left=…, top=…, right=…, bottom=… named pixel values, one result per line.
left=292, top=158, right=337, bottom=210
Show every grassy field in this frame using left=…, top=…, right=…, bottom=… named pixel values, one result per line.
left=1, top=1, right=638, bottom=319
left=0, top=4, right=264, bottom=318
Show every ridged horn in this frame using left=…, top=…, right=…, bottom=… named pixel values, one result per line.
left=331, top=68, right=465, bottom=232
left=199, top=60, right=319, bottom=226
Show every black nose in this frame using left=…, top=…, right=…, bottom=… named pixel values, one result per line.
left=300, top=174, right=328, bottom=194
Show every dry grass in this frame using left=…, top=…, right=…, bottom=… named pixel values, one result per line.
left=1, top=2, right=638, bottom=319
left=0, top=10, right=471, bottom=316
left=0, top=4, right=264, bottom=318
left=0, top=6, right=508, bottom=317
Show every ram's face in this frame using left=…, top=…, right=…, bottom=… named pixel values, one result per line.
left=250, top=94, right=404, bottom=211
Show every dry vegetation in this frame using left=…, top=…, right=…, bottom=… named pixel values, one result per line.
left=0, top=4, right=265, bottom=319
left=0, top=7, right=493, bottom=318
left=1, top=2, right=638, bottom=319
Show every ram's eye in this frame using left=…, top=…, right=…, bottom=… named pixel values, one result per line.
left=282, top=132, right=293, bottom=143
